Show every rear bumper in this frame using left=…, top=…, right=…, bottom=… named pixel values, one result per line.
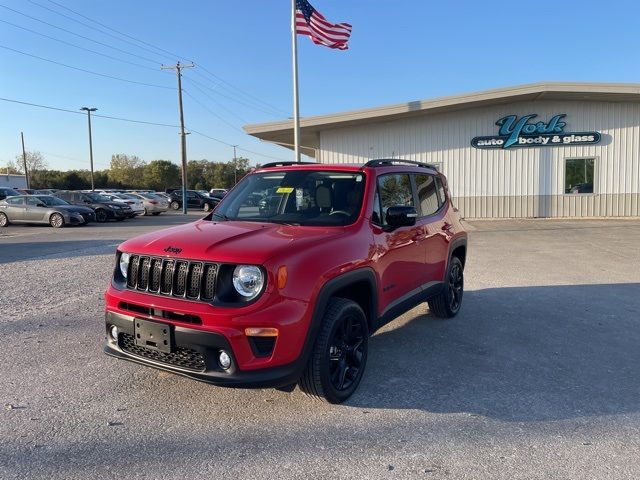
left=104, top=310, right=304, bottom=388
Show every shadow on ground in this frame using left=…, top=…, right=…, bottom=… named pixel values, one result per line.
left=350, top=283, right=640, bottom=421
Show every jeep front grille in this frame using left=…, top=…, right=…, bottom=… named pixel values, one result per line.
left=126, top=255, right=218, bottom=301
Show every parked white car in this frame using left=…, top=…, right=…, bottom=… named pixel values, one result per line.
left=104, top=193, right=145, bottom=216
left=129, top=192, right=170, bottom=216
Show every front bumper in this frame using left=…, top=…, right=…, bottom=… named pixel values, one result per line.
left=104, top=310, right=304, bottom=388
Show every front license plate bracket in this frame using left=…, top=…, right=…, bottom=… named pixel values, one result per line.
left=134, top=318, right=174, bottom=353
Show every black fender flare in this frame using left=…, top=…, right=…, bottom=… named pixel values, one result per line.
left=446, top=236, right=468, bottom=272
left=295, top=267, right=378, bottom=373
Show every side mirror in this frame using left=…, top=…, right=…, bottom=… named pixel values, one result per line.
left=386, top=205, right=418, bottom=228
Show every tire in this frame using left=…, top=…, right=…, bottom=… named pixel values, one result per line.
left=170, top=201, right=180, bottom=210
left=152, top=212, right=161, bottom=216
left=428, top=256, right=464, bottom=318
left=298, top=298, right=368, bottom=404
left=49, top=213, right=64, bottom=228
left=95, top=209, right=108, bottom=223
left=0, top=212, right=8, bottom=227
left=203, top=202, right=211, bottom=212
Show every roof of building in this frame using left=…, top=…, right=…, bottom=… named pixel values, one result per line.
left=243, top=82, right=640, bottom=157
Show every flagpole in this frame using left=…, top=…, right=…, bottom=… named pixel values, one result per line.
left=291, top=0, right=301, bottom=162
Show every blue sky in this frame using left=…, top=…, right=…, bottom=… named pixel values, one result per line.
left=1, top=0, right=639, bottom=171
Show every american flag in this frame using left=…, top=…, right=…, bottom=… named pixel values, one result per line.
left=295, top=0, right=352, bottom=50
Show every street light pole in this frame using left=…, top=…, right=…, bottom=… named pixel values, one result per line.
left=80, top=107, right=97, bottom=191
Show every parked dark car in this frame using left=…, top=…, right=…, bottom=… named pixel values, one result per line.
left=0, top=187, right=20, bottom=200
left=54, top=190, right=131, bottom=222
left=0, top=195, right=95, bottom=228
left=168, top=190, right=219, bottom=212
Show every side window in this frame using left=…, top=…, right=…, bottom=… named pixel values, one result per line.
left=26, top=197, right=41, bottom=206
left=187, top=192, right=197, bottom=198
left=377, top=174, right=414, bottom=226
left=7, top=197, right=24, bottom=206
left=415, top=174, right=440, bottom=216
left=435, top=177, right=447, bottom=205
left=76, top=194, right=86, bottom=203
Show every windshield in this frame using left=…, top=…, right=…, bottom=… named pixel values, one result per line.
left=86, top=193, right=111, bottom=202
left=214, top=170, right=365, bottom=226
left=37, top=195, right=68, bottom=206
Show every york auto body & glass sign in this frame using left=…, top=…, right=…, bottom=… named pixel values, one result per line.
left=471, top=114, right=601, bottom=149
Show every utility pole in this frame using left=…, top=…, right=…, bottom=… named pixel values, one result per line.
left=80, top=107, right=97, bottom=191
left=20, top=132, right=29, bottom=189
left=232, top=144, right=238, bottom=185
left=161, top=61, right=194, bottom=214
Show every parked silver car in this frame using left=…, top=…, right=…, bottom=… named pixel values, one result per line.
left=129, top=192, right=170, bottom=215
left=0, top=195, right=95, bottom=228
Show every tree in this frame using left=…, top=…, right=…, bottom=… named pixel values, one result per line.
left=143, top=160, right=180, bottom=191
left=11, top=150, right=47, bottom=174
left=109, top=154, right=146, bottom=188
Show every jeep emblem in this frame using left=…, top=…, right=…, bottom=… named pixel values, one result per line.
left=163, top=246, right=182, bottom=255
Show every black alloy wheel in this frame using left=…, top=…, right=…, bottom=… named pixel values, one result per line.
left=0, top=212, right=8, bottom=227
left=448, top=260, right=463, bottom=312
left=299, top=297, right=369, bottom=403
left=49, top=213, right=64, bottom=228
left=327, top=311, right=367, bottom=392
left=427, top=256, right=464, bottom=318
left=95, top=209, right=108, bottom=223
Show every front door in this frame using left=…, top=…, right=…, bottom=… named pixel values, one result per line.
left=25, top=196, right=48, bottom=221
left=371, top=173, right=427, bottom=312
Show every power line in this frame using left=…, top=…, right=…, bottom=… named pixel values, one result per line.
left=0, top=44, right=173, bottom=89
left=185, top=80, right=249, bottom=124
left=45, top=0, right=189, bottom=62
left=0, top=18, right=162, bottom=72
left=188, top=128, right=287, bottom=162
left=0, top=96, right=287, bottom=162
left=27, top=0, right=171, bottom=63
left=184, top=74, right=285, bottom=117
left=194, top=64, right=290, bottom=117
left=19, top=0, right=288, bottom=120
left=183, top=90, right=245, bottom=133
left=0, top=97, right=179, bottom=127
left=0, top=3, right=161, bottom=65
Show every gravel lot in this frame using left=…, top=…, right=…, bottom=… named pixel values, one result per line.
left=1, top=214, right=639, bottom=479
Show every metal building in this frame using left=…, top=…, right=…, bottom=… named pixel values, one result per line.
left=245, top=82, right=640, bottom=218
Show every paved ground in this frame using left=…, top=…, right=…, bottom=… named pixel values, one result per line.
left=1, top=214, right=639, bottom=479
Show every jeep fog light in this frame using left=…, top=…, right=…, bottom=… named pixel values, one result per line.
left=119, top=252, right=130, bottom=279
left=232, top=265, right=264, bottom=298
left=109, top=325, right=119, bottom=341
left=218, top=350, right=232, bottom=370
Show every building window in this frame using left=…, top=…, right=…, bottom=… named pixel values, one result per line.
left=414, top=174, right=440, bottom=216
left=565, top=158, right=595, bottom=194
left=377, top=174, right=414, bottom=225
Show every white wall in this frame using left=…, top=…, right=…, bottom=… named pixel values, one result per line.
left=318, top=100, right=640, bottom=217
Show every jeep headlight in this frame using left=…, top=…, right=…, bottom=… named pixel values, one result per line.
left=119, top=252, right=130, bottom=279
left=232, top=265, right=264, bottom=298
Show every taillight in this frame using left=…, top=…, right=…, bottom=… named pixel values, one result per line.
left=149, top=200, right=158, bottom=204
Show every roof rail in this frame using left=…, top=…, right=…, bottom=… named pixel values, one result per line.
left=362, top=159, right=439, bottom=170
left=259, top=161, right=316, bottom=168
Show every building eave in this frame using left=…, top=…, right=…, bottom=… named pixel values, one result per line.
left=244, top=82, right=640, bottom=158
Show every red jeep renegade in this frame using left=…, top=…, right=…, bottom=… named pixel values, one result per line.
left=104, top=160, right=467, bottom=403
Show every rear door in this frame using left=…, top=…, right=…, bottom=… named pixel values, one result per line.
left=4, top=196, right=26, bottom=221
left=414, top=173, right=452, bottom=282
left=187, top=191, right=199, bottom=207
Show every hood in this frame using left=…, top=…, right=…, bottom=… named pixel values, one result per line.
left=118, top=219, right=346, bottom=264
